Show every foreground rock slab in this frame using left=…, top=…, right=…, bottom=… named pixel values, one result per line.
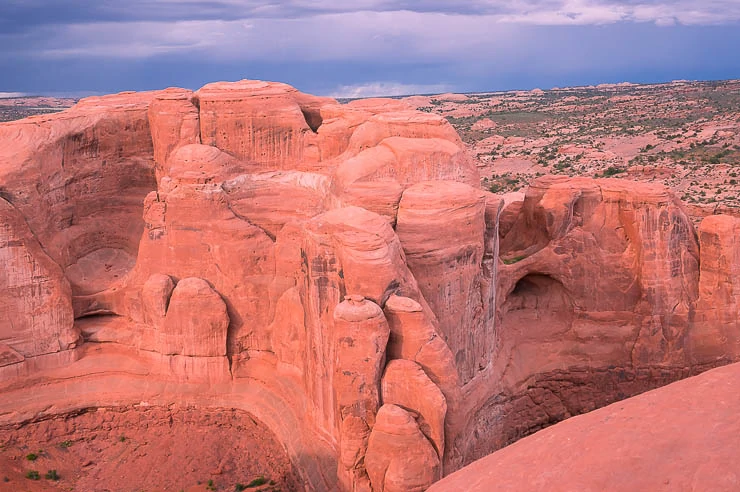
left=429, top=361, right=740, bottom=491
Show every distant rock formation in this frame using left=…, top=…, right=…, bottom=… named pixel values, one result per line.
left=1, top=80, right=739, bottom=490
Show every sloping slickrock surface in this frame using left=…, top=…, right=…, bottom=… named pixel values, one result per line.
left=429, top=361, right=740, bottom=492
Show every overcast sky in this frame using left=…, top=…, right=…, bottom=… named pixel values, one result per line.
left=1, top=0, right=739, bottom=97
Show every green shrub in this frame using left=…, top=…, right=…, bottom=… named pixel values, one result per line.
left=602, top=166, right=625, bottom=177
left=45, top=469, right=60, bottom=481
left=25, top=453, right=38, bottom=461
left=25, top=470, right=40, bottom=480
left=246, top=476, right=269, bottom=487
left=502, top=255, right=526, bottom=265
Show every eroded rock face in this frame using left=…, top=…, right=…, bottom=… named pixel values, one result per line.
left=334, top=295, right=390, bottom=491
left=195, top=80, right=333, bottom=169
left=460, top=176, right=703, bottom=463
left=0, top=198, right=78, bottom=357
left=161, top=277, right=229, bottom=357
left=148, top=88, right=201, bottom=177
left=381, top=359, right=447, bottom=459
left=141, top=273, right=175, bottom=325
left=0, top=91, right=157, bottom=299
left=2, top=80, right=740, bottom=492
left=396, top=181, right=489, bottom=384
left=691, top=214, right=740, bottom=364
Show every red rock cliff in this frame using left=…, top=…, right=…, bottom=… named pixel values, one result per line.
left=0, top=80, right=738, bottom=491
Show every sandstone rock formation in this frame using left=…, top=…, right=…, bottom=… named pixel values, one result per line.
left=334, top=295, right=389, bottom=491
left=2, top=80, right=740, bottom=491
left=381, top=359, right=447, bottom=457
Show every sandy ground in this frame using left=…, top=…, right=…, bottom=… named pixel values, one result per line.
left=0, top=405, right=298, bottom=492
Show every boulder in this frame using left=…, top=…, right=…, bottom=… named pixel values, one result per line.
left=365, top=404, right=440, bottom=492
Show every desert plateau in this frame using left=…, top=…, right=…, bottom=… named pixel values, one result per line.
left=0, top=96, right=76, bottom=123
left=407, top=80, right=740, bottom=220
left=0, top=76, right=740, bottom=491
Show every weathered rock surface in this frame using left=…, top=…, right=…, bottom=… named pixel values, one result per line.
left=195, top=80, right=333, bottom=169
left=141, top=273, right=175, bottom=325
left=396, top=181, right=489, bottom=384
left=458, top=175, right=703, bottom=463
left=161, top=277, right=229, bottom=357
left=383, top=295, right=459, bottom=399
left=148, top=88, right=201, bottom=177
left=2, top=80, right=740, bottom=492
left=0, top=198, right=78, bottom=357
left=691, top=214, right=740, bottom=364
left=0, top=91, right=157, bottom=298
left=334, top=295, right=390, bottom=491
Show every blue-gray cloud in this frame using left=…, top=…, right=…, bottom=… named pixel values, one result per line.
left=0, top=1, right=738, bottom=95
left=2, top=1, right=740, bottom=27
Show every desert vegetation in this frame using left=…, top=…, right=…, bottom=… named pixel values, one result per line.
left=407, top=80, right=740, bottom=219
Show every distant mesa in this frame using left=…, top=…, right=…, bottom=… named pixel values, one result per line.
left=1, top=79, right=740, bottom=490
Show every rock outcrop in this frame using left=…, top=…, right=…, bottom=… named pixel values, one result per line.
left=2, top=80, right=740, bottom=491
left=396, top=181, right=490, bottom=384
left=0, top=91, right=157, bottom=300
left=458, top=176, right=703, bottom=463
